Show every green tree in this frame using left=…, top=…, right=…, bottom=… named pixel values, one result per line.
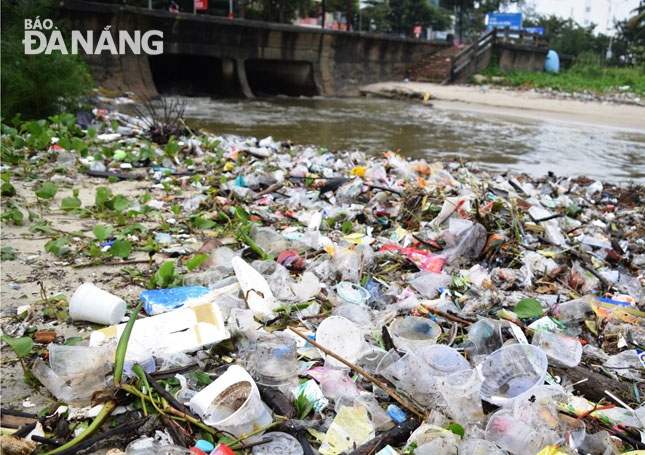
left=1, top=0, right=92, bottom=120
left=388, top=0, right=450, bottom=35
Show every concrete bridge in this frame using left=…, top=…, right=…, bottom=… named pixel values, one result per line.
left=57, top=0, right=450, bottom=98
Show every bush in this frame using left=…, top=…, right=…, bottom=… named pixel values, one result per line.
left=1, top=0, right=92, bottom=120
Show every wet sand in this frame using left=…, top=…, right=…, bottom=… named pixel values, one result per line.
left=361, top=82, right=645, bottom=132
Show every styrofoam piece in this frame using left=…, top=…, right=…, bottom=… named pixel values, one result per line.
left=69, top=282, right=126, bottom=325
left=189, top=365, right=273, bottom=443
left=140, top=283, right=240, bottom=315
left=232, top=257, right=279, bottom=316
left=89, top=301, right=229, bottom=355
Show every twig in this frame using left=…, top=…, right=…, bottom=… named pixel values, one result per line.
left=289, top=327, right=424, bottom=418
left=420, top=304, right=473, bottom=326
left=255, top=183, right=284, bottom=198
left=144, top=371, right=200, bottom=420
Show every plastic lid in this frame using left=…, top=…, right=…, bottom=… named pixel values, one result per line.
left=195, top=440, right=214, bottom=452
left=336, top=282, right=370, bottom=305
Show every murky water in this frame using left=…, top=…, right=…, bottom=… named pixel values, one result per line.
left=172, top=96, right=644, bottom=182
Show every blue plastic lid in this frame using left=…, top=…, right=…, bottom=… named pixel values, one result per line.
left=195, top=440, right=214, bottom=451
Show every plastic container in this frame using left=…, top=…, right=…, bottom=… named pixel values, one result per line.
left=545, top=50, right=560, bottom=74
left=189, top=365, right=273, bottom=443
left=480, top=344, right=548, bottom=406
left=253, top=333, right=298, bottom=387
left=415, top=345, right=470, bottom=377
left=389, top=316, right=441, bottom=352
left=316, top=316, right=364, bottom=369
left=69, top=282, right=127, bottom=325
left=336, top=282, right=370, bottom=305
left=531, top=329, right=582, bottom=368
left=251, top=432, right=304, bottom=455
left=458, top=439, right=506, bottom=455
left=438, top=368, right=484, bottom=424
left=48, top=343, right=112, bottom=376
left=486, top=409, right=555, bottom=455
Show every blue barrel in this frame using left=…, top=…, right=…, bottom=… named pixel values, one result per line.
left=545, top=50, right=560, bottom=74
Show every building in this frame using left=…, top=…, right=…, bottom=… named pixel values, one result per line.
left=505, top=0, right=641, bottom=35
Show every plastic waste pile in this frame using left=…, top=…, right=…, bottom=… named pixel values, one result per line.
left=1, top=107, right=644, bottom=455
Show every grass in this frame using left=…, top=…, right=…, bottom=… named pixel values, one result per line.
left=474, top=62, right=645, bottom=97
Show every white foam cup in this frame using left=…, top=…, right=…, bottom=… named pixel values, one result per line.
left=69, top=282, right=127, bottom=325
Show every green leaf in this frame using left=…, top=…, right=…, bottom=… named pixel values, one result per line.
left=35, top=182, right=57, bottom=199
left=445, top=422, right=465, bottom=437
left=61, top=197, right=81, bottom=211
left=341, top=220, right=353, bottom=234
left=113, top=195, right=130, bottom=213
left=1, top=183, right=16, bottom=196
left=95, top=186, right=112, bottom=210
left=1, top=335, right=34, bottom=358
left=93, top=225, right=113, bottom=241
left=514, top=298, right=543, bottom=319
left=45, top=237, right=70, bottom=256
left=189, top=370, right=213, bottom=386
left=186, top=254, right=208, bottom=271
left=194, top=216, right=216, bottom=229
left=109, top=240, right=132, bottom=258
left=1, top=247, right=17, bottom=261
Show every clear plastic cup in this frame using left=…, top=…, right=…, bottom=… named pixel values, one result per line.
left=253, top=333, right=298, bottom=387
left=389, top=316, right=441, bottom=352
left=415, top=345, right=470, bottom=378
left=69, top=282, right=126, bottom=325
left=531, top=329, right=582, bottom=368
left=458, top=439, right=506, bottom=455
left=480, top=344, right=548, bottom=407
left=438, top=368, right=484, bottom=424
left=316, top=316, right=364, bottom=369
left=252, top=432, right=303, bottom=455
left=48, top=343, right=112, bottom=376
left=486, top=409, right=553, bottom=455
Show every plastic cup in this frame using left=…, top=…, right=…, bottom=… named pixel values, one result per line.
left=480, top=344, right=548, bottom=407
left=438, top=368, right=484, bottom=424
left=251, top=432, right=304, bottom=455
left=486, top=409, right=555, bottom=455
left=48, top=343, right=111, bottom=376
left=189, top=365, right=273, bottom=443
left=415, top=345, right=470, bottom=377
left=316, top=316, right=364, bottom=369
left=389, top=316, right=441, bottom=352
left=69, top=282, right=126, bottom=325
left=531, top=329, right=582, bottom=368
left=458, top=439, right=506, bottom=455
left=253, top=333, right=298, bottom=387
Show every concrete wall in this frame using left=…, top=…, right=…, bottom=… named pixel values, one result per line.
left=56, top=0, right=449, bottom=97
left=495, top=43, right=548, bottom=73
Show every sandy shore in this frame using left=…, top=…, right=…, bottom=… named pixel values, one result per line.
left=360, top=82, right=645, bottom=131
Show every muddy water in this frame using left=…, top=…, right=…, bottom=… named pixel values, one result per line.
left=172, top=96, right=644, bottom=182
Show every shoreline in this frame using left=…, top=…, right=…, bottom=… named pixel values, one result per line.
left=360, top=82, right=645, bottom=132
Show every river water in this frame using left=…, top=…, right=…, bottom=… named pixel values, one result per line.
left=173, top=96, right=645, bottom=183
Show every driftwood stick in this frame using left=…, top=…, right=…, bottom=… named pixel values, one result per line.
left=289, top=327, right=424, bottom=418
left=48, top=417, right=151, bottom=455
left=550, top=364, right=637, bottom=404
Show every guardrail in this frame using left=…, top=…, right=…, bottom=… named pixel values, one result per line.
left=449, top=28, right=548, bottom=83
